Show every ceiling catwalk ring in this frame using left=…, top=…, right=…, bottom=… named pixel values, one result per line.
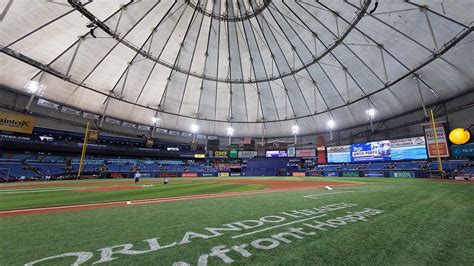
left=185, top=0, right=271, bottom=22
left=67, top=0, right=371, bottom=84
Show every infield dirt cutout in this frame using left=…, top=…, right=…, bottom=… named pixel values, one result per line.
left=0, top=179, right=357, bottom=217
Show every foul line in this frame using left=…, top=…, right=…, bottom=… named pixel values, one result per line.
left=0, top=188, right=75, bottom=194
left=303, top=191, right=357, bottom=198
left=231, top=214, right=327, bottom=239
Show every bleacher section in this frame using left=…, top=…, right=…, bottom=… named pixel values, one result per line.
left=1, top=157, right=473, bottom=182
left=0, top=155, right=217, bottom=181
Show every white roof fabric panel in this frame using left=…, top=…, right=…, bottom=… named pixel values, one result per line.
left=0, top=0, right=472, bottom=137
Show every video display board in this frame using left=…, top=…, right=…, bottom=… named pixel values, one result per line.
left=327, top=137, right=427, bottom=163
left=266, top=150, right=288, bottom=158
left=350, top=140, right=391, bottom=162
left=327, top=145, right=351, bottom=163
left=390, top=137, right=427, bottom=160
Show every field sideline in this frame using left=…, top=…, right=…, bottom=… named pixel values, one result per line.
left=1, top=177, right=473, bottom=265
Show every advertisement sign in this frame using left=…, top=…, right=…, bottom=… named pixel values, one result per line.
left=200, top=173, right=216, bottom=177
left=138, top=125, right=151, bottom=131
left=351, top=140, right=391, bottom=162
left=194, top=154, right=206, bottom=158
left=389, top=137, right=427, bottom=160
left=61, top=106, right=81, bottom=116
left=82, top=112, right=99, bottom=120
left=218, top=172, right=229, bottom=177
left=214, top=150, right=229, bottom=158
left=266, top=150, right=288, bottom=158
left=390, top=171, right=416, bottom=178
left=326, top=172, right=339, bottom=177
left=122, top=122, right=137, bottom=128
left=145, top=138, right=154, bottom=147
left=424, top=122, right=450, bottom=158
left=238, top=151, right=257, bottom=158
left=287, top=146, right=295, bottom=157
left=229, top=149, right=238, bottom=158
left=88, top=130, right=99, bottom=141
left=450, top=143, right=474, bottom=157
left=105, top=117, right=121, bottom=125
left=159, top=173, right=178, bottom=178
left=182, top=172, right=198, bottom=178
left=317, top=135, right=327, bottom=164
left=342, top=171, right=360, bottom=177
left=327, top=145, right=351, bottom=163
left=265, top=141, right=288, bottom=150
left=296, top=149, right=316, bottom=157
left=37, top=98, right=59, bottom=110
left=307, top=171, right=323, bottom=177
left=0, top=111, right=35, bottom=134
left=366, top=171, right=385, bottom=177
left=292, top=172, right=306, bottom=177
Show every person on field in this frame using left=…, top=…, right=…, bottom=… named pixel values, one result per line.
left=134, top=171, right=141, bottom=185
left=163, top=177, right=168, bottom=185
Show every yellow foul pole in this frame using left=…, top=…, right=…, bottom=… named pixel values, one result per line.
left=77, top=121, right=91, bottom=179
left=429, top=110, right=443, bottom=178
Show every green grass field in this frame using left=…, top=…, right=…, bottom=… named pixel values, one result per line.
left=1, top=177, right=473, bottom=265
left=0, top=180, right=264, bottom=210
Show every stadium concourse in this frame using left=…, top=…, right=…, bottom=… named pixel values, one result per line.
left=0, top=0, right=473, bottom=265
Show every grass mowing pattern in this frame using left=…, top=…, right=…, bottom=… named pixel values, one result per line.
left=0, top=177, right=473, bottom=265
left=0, top=180, right=264, bottom=210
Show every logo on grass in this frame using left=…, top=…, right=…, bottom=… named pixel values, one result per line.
left=25, top=203, right=384, bottom=265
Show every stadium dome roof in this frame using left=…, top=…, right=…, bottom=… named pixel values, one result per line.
left=0, top=0, right=473, bottom=137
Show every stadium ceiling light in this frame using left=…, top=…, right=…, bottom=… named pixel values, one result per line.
left=292, top=125, right=299, bottom=135
left=151, top=117, right=160, bottom=125
left=227, top=127, right=234, bottom=136
left=190, top=124, right=199, bottom=133
left=366, top=108, right=376, bottom=120
left=24, top=80, right=45, bottom=94
left=327, top=119, right=335, bottom=129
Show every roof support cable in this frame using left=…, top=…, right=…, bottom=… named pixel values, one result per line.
left=414, top=74, right=428, bottom=118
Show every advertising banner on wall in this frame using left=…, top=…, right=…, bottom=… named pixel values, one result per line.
left=105, top=117, right=121, bottom=125
left=317, top=135, right=326, bottom=164
left=214, top=150, right=229, bottom=158
left=37, top=98, right=60, bottom=110
left=424, top=122, right=450, bottom=158
left=83, top=112, right=100, bottom=120
left=265, top=141, right=288, bottom=150
left=122, top=122, right=137, bottom=128
left=292, top=172, right=306, bottom=177
left=287, top=146, right=295, bottom=157
left=450, top=143, right=474, bottom=157
left=296, top=149, right=316, bottom=158
left=266, top=150, right=288, bottom=158
left=229, top=149, right=238, bottom=158
left=182, top=172, right=198, bottom=178
left=145, top=138, right=154, bottom=147
left=138, top=125, right=151, bottom=131
left=238, top=151, right=257, bottom=158
left=0, top=111, right=35, bottom=134
left=88, top=130, right=99, bottom=141
left=350, top=140, right=391, bottom=162
left=61, top=106, right=81, bottom=116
